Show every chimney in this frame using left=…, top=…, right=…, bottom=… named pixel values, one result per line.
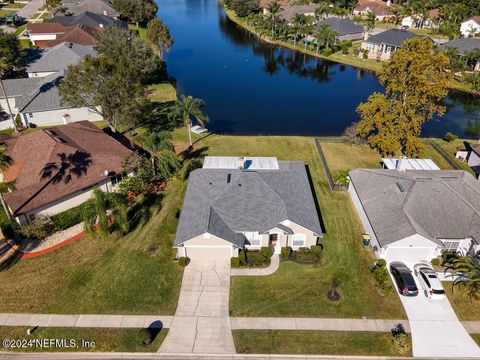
left=63, top=114, right=71, bottom=124
left=237, top=157, right=244, bottom=170
left=396, top=156, right=408, bottom=172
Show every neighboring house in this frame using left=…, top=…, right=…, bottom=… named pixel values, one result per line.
left=1, top=121, right=131, bottom=225
left=279, top=5, right=316, bottom=24
left=439, top=37, right=480, bottom=72
left=259, top=0, right=289, bottom=16
left=381, top=157, right=440, bottom=171
left=26, top=42, right=97, bottom=78
left=27, top=23, right=98, bottom=48
left=0, top=71, right=100, bottom=129
left=353, top=0, right=392, bottom=21
left=401, top=10, right=440, bottom=30
left=45, top=11, right=127, bottom=29
left=349, top=168, right=480, bottom=263
left=174, top=156, right=323, bottom=261
left=316, top=17, right=364, bottom=42
left=360, top=29, right=422, bottom=60
left=60, top=0, right=119, bottom=17
left=456, top=142, right=480, bottom=174
left=460, top=16, right=480, bottom=37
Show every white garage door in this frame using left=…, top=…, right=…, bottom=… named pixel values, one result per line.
left=185, top=246, right=232, bottom=266
left=385, top=247, right=434, bottom=264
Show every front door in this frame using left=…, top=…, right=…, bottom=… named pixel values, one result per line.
left=269, top=234, right=278, bottom=253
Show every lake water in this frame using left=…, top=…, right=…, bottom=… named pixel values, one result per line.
left=158, top=0, right=480, bottom=138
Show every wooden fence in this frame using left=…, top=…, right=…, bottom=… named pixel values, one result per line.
left=314, top=138, right=348, bottom=192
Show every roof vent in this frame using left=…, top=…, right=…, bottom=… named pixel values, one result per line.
left=396, top=182, right=405, bottom=193
left=227, top=173, right=231, bottom=183
left=238, top=183, right=242, bottom=187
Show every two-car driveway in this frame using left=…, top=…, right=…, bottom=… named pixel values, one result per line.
left=390, top=260, right=480, bottom=358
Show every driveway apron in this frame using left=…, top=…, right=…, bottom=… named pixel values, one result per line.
left=159, top=257, right=235, bottom=354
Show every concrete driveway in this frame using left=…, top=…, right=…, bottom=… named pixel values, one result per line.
left=159, top=254, right=235, bottom=354
left=390, top=262, right=480, bottom=358
left=17, top=0, right=43, bottom=19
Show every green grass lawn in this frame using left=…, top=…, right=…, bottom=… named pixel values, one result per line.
left=0, top=179, right=185, bottom=314
left=19, top=39, right=33, bottom=49
left=2, top=2, right=25, bottom=8
left=0, top=327, right=168, bottom=352
left=0, top=9, right=14, bottom=17
left=128, top=24, right=147, bottom=40
left=148, top=83, right=177, bottom=103
left=320, top=141, right=382, bottom=175
left=444, top=283, right=480, bottom=321
left=14, top=23, right=27, bottom=36
left=429, top=138, right=476, bottom=175
left=233, top=330, right=412, bottom=356
left=170, top=132, right=405, bottom=319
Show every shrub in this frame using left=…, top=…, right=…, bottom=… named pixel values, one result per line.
left=442, top=250, right=458, bottom=266
left=431, top=258, right=441, bottom=267
left=372, top=264, right=393, bottom=294
left=294, top=251, right=319, bottom=264
left=260, top=246, right=273, bottom=258
left=392, top=333, right=411, bottom=355
left=376, top=259, right=387, bottom=268
left=443, top=132, right=459, bottom=142
left=246, top=250, right=270, bottom=267
left=281, top=246, right=292, bottom=260
left=333, top=169, right=350, bottom=186
left=341, top=42, right=349, bottom=55
left=182, top=158, right=203, bottom=180
left=362, top=49, right=368, bottom=60
left=118, top=176, right=148, bottom=195
left=178, top=257, right=189, bottom=267
left=19, top=216, right=55, bottom=240
left=310, top=245, right=322, bottom=255
left=231, top=257, right=240, bottom=268
left=50, top=203, right=87, bottom=230
left=239, top=249, right=247, bottom=266
left=322, top=48, right=333, bottom=57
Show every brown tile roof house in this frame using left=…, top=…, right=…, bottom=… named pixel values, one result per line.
left=27, top=23, right=98, bottom=48
left=354, top=0, right=391, bottom=18
left=2, top=121, right=131, bottom=218
left=259, top=0, right=289, bottom=10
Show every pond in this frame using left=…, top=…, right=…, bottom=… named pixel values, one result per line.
left=158, top=0, right=480, bottom=138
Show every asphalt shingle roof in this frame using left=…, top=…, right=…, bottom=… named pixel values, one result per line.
left=279, top=5, right=316, bottom=23
left=45, top=11, right=127, bottom=29
left=349, top=169, right=480, bottom=247
left=175, top=161, right=323, bottom=247
left=61, top=0, right=118, bottom=17
left=317, top=17, right=364, bottom=36
left=439, top=37, right=480, bottom=56
left=365, top=29, right=422, bottom=47
left=26, top=42, right=97, bottom=74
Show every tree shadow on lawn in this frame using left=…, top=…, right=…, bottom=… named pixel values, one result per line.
left=305, top=164, right=327, bottom=237
left=126, top=192, right=164, bottom=232
left=0, top=241, right=20, bottom=272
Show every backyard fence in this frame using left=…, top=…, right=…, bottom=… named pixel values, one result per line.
left=314, top=138, right=348, bottom=192
left=424, top=139, right=462, bottom=170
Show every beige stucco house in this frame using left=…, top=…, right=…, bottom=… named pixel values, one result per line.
left=360, top=29, right=422, bottom=61
left=174, top=156, right=323, bottom=261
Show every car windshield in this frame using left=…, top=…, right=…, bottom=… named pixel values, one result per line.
left=403, top=274, right=417, bottom=288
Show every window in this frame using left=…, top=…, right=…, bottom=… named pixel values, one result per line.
left=443, top=241, right=460, bottom=251
left=28, top=113, right=33, bottom=118
left=292, top=234, right=306, bottom=247
left=243, top=232, right=261, bottom=246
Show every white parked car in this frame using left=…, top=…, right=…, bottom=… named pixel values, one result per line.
left=413, top=263, right=445, bottom=299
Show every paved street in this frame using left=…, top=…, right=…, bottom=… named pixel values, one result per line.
left=159, top=256, right=235, bottom=354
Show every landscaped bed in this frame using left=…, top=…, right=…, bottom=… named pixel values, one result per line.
left=0, top=327, right=168, bottom=352
left=232, top=330, right=412, bottom=356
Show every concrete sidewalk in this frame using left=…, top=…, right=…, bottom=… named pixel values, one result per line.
left=231, top=317, right=410, bottom=333
left=0, top=314, right=173, bottom=329
left=230, top=254, right=279, bottom=276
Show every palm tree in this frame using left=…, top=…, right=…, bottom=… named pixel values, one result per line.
left=0, top=60, right=18, bottom=133
left=135, top=131, right=180, bottom=179
left=314, top=2, right=329, bottom=21
left=364, top=11, right=376, bottom=33
left=315, top=23, right=338, bottom=52
left=291, top=13, right=306, bottom=47
left=267, top=1, right=282, bottom=38
left=446, top=256, right=480, bottom=299
left=171, top=95, right=209, bottom=147
left=0, top=145, right=15, bottom=237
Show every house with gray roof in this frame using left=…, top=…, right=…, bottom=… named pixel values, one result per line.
left=360, top=29, right=422, bottom=61
left=45, top=11, right=127, bottom=29
left=26, top=42, right=97, bottom=78
left=175, top=156, right=323, bottom=261
left=0, top=71, right=99, bottom=130
left=439, top=37, right=480, bottom=72
left=349, top=168, right=480, bottom=262
left=60, top=0, right=119, bottom=17
left=455, top=141, right=480, bottom=174
left=317, top=18, right=364, bottom=42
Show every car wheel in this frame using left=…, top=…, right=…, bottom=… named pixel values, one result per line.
left=424, top=290, right=428, bottom=298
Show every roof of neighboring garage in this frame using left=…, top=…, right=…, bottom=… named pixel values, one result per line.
left=349, top=169, right=480, bottom=247
left=175, top=159, right=323, bottom=247
left=364, top=29, right=422, bottom=47
left=203, top=156, right=279, bottom=170
left=381, top=158, right=440, bottom=171
left=317, top=18, right=364, bottom=36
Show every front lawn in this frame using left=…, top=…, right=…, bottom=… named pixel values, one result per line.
left=170, top=132, right=405, bottom=319
left=233, top=330, right=412, bottom=356
left=148, top=83, right=177, bottom=103
left=444, top=283, right=480, bottom=321
left=0, top=180, right=185, bottom=314
left=0, top=327, right=168, bottom=352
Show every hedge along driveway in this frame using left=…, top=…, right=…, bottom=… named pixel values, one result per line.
left=0, top=180, right=186, bottom=314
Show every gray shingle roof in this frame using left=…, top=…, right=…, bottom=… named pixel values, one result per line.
left=26, top=42, right=97, bottom=74
left=349, top=169, right=480, bottom=247
left=439, top=37, right=480, bottom=56
left=317, top=17, right=364, bottom=36
left=279, top=5, right=317, bottom=23
left=1, top=72, right=67, bottom=113
left=61, top=0, right=118, bottom=17
left=365, top=29, right=422, bottom=47
left=174, top=161, right=323, bottom=247
left=45, top=11, right=127, bottom=29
